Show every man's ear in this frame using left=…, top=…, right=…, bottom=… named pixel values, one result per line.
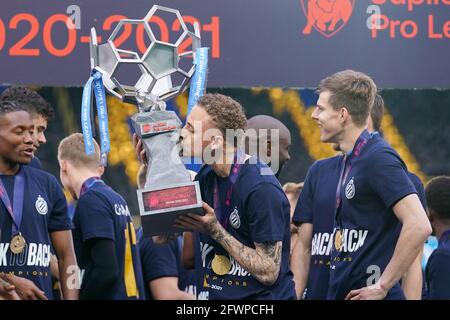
left=98, top=166, right=105, bottom=177
left=60, top=159, right=68, bottom=172
left=340, top=107, right=347, bottom=119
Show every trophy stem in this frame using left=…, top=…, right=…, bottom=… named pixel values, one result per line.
left=142, top=133, right=191, bottom=189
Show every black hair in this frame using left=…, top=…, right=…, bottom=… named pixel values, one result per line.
left=0, top=100, right=27, bottom=115
left=0, top=86, right=54, bottom=119
left=426, top=176, right=450, bottom=220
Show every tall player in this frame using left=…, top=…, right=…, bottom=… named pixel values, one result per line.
left=311, top=70, right=431, bottom=300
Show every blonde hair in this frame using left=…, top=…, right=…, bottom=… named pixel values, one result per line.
left=58, top=133, right=100, bottom=170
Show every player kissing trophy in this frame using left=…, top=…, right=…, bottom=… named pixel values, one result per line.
left=82, top=5, right=208, bottom=237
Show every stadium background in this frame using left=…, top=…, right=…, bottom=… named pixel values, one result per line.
left=1, top=86, right=446, bottom=220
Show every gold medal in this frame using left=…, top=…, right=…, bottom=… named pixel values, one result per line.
left=211, top=254, right=231, bottom=276
left=334, top=229, right=343, bottom=251
left=10, top=234, right=26, bottom=254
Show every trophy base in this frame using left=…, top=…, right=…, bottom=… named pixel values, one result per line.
left=137, top=181, right=203, bottom=237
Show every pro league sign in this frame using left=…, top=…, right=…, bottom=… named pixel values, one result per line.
left=0, top=0, right=449, bottom=88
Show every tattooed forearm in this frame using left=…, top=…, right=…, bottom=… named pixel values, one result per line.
left=260, top=241, right=282, bottom=266
left=210, top=223, right=282, bottom=286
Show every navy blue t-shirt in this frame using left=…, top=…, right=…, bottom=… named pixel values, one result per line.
left=73, top=181, right=145, bottom=300
left=327, top=134, right=417, bottom=300
left=425, top=231, right=450, bottom=299
left=194, top=157, right=296, bottom=300
left=293, top=155, right=342, bottom=300
left=137, top=229, right=196, bottom=299
left=293, top=155, right=426, bottom=300
left=407, top=172, right=426, bottom=208
left=0, top=165, right=72, bottom=299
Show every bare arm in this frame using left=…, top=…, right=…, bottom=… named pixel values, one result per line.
left=347, top=194, right=431, bottom=300
left=378, top=195, right=430, bottom=293
left=149, top=277, right=195, bottom=300
left=212, top=222, right=282, bottom=286
left=51, top=230, right=79, bottom=300
left=50, top=254, right=60, bottom=280
left=175, top=202, right=282, bottom=286
left=402, top=248, right=423, bottom=300
left=291, top=223, right=313, bottom=299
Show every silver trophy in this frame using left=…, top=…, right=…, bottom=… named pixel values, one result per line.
left=89, top=5, right=203, bottom=236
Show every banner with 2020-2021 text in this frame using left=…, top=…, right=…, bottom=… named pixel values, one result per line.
left=0, top=0, right=449, bottom=88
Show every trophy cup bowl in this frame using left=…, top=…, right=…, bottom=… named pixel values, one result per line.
left=89, top=5, right=204, bottom=237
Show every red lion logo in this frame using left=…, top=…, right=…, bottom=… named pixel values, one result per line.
left=301, top=0, right=355, bottom=37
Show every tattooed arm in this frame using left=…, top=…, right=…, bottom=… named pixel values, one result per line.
left=175, top=202, right=283, bottom=286
left=211, top=221, right=282, bottom=286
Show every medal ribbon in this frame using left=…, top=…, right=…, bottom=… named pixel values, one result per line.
left=0, top=167, right=25, bottom=237
left=334, top=130, right=373, bottom=230
left=211, top=150, right=246, bottom=260
left=213, top=150, right=246, bottom=229
left=80, top=176, right=104, bottom=197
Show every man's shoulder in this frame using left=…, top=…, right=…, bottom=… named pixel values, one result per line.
left=23, top=165, right=59, bottom=188
left=365, top=135, right=396, bottom=156
left=363, top=137, right=406, bottom=167
left=194, top=164, right=214, bottom=181
left=427, top=247, right=450, bottom=271
left=241, top=158, right=278, bottom=182
left=429, top=246, right=450, bottom=259
left=407, top=171, right=423, bottom=187
left=238, top=159, right=285, bottom=197
left=311, top=155, right=342, bottom=171
left=75, top=186, right=129, bottom=222
left=78, top=184, right=122, bottom=207
left=196, top=158, right=283, bottom=193
left=301, top=156, right=342, bottom=190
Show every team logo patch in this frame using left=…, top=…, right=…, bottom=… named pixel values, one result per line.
left=345, top=178, right=355, bottom=199
left=35, top=195, right=48, bottom=215
left=229, top=207, right=241, bottom=229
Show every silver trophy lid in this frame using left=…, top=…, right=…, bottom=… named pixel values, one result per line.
left=90, top=5, right=201, bottom=112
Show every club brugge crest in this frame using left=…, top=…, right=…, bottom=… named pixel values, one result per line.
left=35, top=195, right=48, bottom=215
left=345, top=178, right=355, bottom=199
left=230, top=207, right=241, bottom=229
left=301, top=0, right=355, bottom=38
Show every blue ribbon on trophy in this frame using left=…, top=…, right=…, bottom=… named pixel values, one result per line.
left=188, top=47, right=209, bottom=115
left=186, top=47, right=209, bottom=167
left=81, top=71, right=110, bottom=166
